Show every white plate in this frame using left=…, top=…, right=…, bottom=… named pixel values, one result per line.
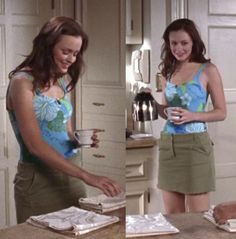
left=130, top=133, right=152, bottom=139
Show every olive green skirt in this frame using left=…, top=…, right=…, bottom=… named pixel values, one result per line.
left=14, top=157, right=86, bottom=223
left=158, top=132, right=215, bottom=194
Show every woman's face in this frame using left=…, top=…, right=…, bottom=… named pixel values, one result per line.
left=53, top=35, right=82, bottom=74
left=169, top=30, right=193, bottom=63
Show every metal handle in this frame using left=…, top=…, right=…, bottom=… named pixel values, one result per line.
left=95, top=129, right=105, bottom=133
left=92, top=102, right=105, bottom=106
left=147, top=188, right=150, bottom=203
left=92, top=154, right=105, bottom=159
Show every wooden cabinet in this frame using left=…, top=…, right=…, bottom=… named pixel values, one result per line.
left=77, top=0, right=126, bottom=196
left=126, top=141, right=165, bottom=215
left=126, top=0, right=143, bottom=44
left=81, top=0, right=125, bottom=88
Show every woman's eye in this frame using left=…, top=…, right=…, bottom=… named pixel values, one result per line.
left=62, top=49, right=70, bottom=54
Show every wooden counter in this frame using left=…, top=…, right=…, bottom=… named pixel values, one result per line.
left=126, top=137, right=158, bottom=149
left=0, top=208, right=125, bottom=239
left=128, top=212, right=236, bottom=238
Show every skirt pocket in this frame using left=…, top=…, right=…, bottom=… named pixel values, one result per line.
left=14, top=163, right=37, bottom=195
left=193, top=133, right=214, bottom=156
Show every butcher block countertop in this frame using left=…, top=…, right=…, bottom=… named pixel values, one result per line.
left=0, top=208, right=125, bottom=239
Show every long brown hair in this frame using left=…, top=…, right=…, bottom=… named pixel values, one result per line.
left=158, top=18, right=210, bottom=79
left=9, top=16, right=88, bottom=92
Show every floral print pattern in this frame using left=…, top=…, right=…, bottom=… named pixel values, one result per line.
left=34, top=95, right=60, bottom=122
left=163, top=64, right=208, bottom=134
left=9, top=72, right=77, bottom=161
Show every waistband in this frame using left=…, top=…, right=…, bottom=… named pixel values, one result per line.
left=160, top=131, right=209, bottom=142
left=18, top=156, right=79, bottom=173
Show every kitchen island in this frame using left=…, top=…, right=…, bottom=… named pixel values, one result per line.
left=0, top=208, right=125, bottom=239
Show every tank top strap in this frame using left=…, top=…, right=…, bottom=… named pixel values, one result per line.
left=58, top=77, right=68, bottom=94
left=193, top=63, right=207, bottom=82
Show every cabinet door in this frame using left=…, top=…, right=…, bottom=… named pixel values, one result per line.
left=126, top=145, right=165, bottom=214
left=126, top=0, right=143, bottom=44
left=188, top=0, right=236, bottom=206
left=0, top=0, right=61, bottom=228
left=126, top=189, right=147, bottom=215
left=0, top=0, right=76, bottom=228
left=82, top=0, right=125, bottom=87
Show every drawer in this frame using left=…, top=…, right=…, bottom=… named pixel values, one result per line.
left=126, top=158, right=147, bottom=181
left=82, top=163, right=125, bottom=197
left=126, top=147, right=158, bottom=161
left=126, top=146, right=159, bottom=182
left=81, top=141, right=125, bottom=169
left=82, top=113, right=125, bottom=143
left=83, top=163, right=125, bottom=183
left=82, top=87, right=125, bottom=116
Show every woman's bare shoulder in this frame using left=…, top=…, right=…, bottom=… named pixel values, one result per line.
left=204, top=62, right=219, bottom=75
left=9, top=72, right=34, bottom=93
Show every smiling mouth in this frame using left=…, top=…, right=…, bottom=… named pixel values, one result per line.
left=61, top=63, right=70, bottom=69
left=176, top=53, right=185, bottom=58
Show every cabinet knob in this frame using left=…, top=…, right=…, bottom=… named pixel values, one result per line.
left=92, top=154, right=105, bottom=159
left=92, top=102, right=105, bottom=106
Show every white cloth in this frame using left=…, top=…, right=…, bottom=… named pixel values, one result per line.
left=79, top=193, right=126, bottom=213
left=126, top=213, right=179, bottom=237
left=203, top=206, right=236, bottom=232
left=26, top=206, right=119, bottom=235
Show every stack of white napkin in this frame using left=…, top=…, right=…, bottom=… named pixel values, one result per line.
left=78, top=193, right=126, bottom=213
left=203, top=206, right=236, bottom=232
left=26, top=206, right=119, bottom=235
left=126, top=213, right=179, bottom=238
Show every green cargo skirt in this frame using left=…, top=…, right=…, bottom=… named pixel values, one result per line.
left=14, top=157, right=86, bottom=223
left=158, top=131, right=215, bottom=194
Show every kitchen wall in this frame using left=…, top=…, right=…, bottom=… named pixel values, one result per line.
left=126, top=0, right=171, bottom=138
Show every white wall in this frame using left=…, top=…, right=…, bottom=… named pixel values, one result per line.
left=148, top=0, right=168, bottom=138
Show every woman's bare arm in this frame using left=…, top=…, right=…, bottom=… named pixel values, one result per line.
left=8, top=77, right=122, bottom=196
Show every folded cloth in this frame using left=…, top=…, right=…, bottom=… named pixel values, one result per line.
left=78, top=192, right=126, bottom=213
left=26, top=206, right=119, bottom=235
left=203, top=206, right=236, bottom=232
left=126, top=213, right=179, bottom=238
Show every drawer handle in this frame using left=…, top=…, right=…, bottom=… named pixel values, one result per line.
left=126, top=170, right=131, bottom=175
left=92, top=154, right=106, bottom=159
left=96, top=129, right=105, bottom=133
left=92, top=102, right=105, bottom=106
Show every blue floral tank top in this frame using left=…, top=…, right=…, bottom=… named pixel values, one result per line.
left=8, top=72, right=77, bottom=163
left=163, top=64, right=208, bottom=134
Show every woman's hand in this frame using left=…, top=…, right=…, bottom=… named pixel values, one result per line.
left=169, top=108, right=194, bottom=124
left=73, top=129, right=102, bottom=148
left=91, top=129, right=100, bottom=148
left=82, top=171, right=123, bottom=197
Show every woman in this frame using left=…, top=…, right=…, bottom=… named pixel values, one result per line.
left=6, top=16, right=122, bottom=223
left=157, top=18, right=226, bottom=213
